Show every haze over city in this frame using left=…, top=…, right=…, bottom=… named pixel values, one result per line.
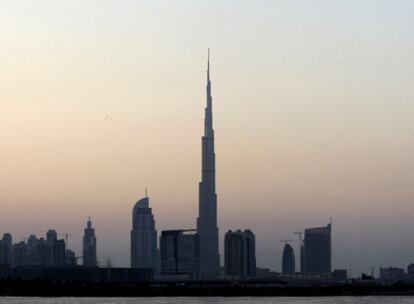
left=0, top=1, right=413, bottom=276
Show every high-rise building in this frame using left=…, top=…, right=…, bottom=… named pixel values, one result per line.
left=0, top=233, right=13, bottom=267
left=13, top=241, right=27, bottom=267
left=26, top=234, right=39, bottom=265
left=83, top=217, right=97, bottom=267
left=224, top=230, right=256, bottom=279
left=282, top=243, right=295, bottom=274
left=243, top=230, right=256, bottom=278
left=300, top=242, right=305, bottom=273
left=44, top=229, right=66, bottom=267
left=46, top=229, right=57, bottom=242
left=52, top=239, right=66, bottom=267
left=131, top=196, right=157, bottom=270
left=37, top=238, right=48, bottom=266
left=197, top=50, right=220, bottom=279
left=408, top=263, right=414, bottom=275
left=302, top=223, right=331, bottom=274
left=45, top=229, right=57, bottom=266
left=65, top=249, right=77, bottom=267
left=160, top=229, right=199, bottom=278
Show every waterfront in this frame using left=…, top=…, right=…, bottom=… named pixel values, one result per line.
left=1, top=297, right=414, bottom=304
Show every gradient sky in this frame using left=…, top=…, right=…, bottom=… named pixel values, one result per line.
left=0, top=1, right=413, bottom=276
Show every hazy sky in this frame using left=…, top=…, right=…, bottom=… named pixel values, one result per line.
left=0, top=1, right=413, bottom=275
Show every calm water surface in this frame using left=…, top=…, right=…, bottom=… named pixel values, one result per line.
left=1, top=297, right=414, bottom=304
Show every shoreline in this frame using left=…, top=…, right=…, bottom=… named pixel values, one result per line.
left=1, top=280, right=414, bottom=297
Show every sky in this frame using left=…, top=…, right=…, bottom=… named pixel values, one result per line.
left=0, top=1, right=413, bottom=276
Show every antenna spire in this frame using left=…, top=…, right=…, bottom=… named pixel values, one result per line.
left=145, top=187, right=148, bottom=198
left=207, top=48, right=210, bottom=81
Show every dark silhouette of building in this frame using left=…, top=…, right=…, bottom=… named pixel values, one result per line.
left=380, top=267, right=405, bottom=281
left=26, top=234, right=39, bottom=265
left=45, top=229, right=57, bottom=267
left=332, top=269, right=348, bottom=281
left=224, top=229, right=256, bottom=279
left=52, top=239, right=66, bottom=267
left=244, top=230, right=256, bottom=278
left=13, top=241, right=27, bottom=267
left=408, top=263, right=414, bottom=275
left=0, top=228, right=82, bottom=275
left=43, top=230, right=66, bottom=267
left=197, top=50, right=220, bottom=279
left=282, top=243, right=295, bottom=274
left=36, top=238, right=48, bottom=266
left=131, top=195, right=157, bottom=270
left=302, top=223, right=331, bottom=274
left=300, top=241, right=305, bottom=273
left=83, top=217, right=97, bottom=267
left=160, top=229, right=199, bottom=278
left=0, top=233, right=13, bottom=267
left=65, top=249, right=77, bottom=266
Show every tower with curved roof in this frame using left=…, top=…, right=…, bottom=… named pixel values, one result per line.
left=131, top=196, right=157, bottom=270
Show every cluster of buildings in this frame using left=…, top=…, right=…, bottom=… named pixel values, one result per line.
left=128, top=54, right=206, bottom=279
left=379, top=264, right=414, bottom=281
left=6, top=52, right=404, bottom=284
left=0, top=219, right=97, bottom=276
left=281, top=223, right=332, bottom=275
left=0, top=53, right=337, bottom=282
left=127, top=53, right=335, bottom=281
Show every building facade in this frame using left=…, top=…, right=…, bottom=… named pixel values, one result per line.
left=160, top=229, right=199, bottom=278
left=13, top=241, right=27, bottom=267
left=83, top=217, right=97, bottom=267
left=197, top=50, right=220, bottom=279
left=224, top=229, right=256, bottom=279
left=302, top=223, right=331, bottom=274
left=380, top=267, right=406, bottom=281
left=282, top=243, right=295, bottom=274
left=0, top=233, right=13, bottom=267
left=131, top=196, right=157, bottom=270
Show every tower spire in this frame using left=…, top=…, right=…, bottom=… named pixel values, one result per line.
left=207, top=48, right=210, bottom=82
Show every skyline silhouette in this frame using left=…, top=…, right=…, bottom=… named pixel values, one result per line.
left=0, top=1, right=413, bottom=276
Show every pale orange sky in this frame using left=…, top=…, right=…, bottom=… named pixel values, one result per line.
left=0, top=1, right=413, bottom=274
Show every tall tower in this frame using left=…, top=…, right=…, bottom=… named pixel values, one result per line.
left=282, top=243, right=295, bottom=274
left=131, top=195, right=157, bottom=270
left=197, top=50, right=220, bottom=278
left=302, top=223, right=331, bottom=274
left=83, top=217, right=97, bottom=267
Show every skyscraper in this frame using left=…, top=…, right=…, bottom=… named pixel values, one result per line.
left=302, top=223, right=332, bottom=274
left=83, top=217, right=97, bottom=267
left=13, top=241, right=27, bottom=267
left=160, top=229, right=199, bottom=278
left=44, top=229, right=66, bottom=267
left=52, top=239, right=66, bottom=267
left=224, top=230, right=257, bottom=279
left=26, top=235, right=39, bottom=265
left=243, top=230, right=257, bottom=278
left=282, top=243, right=295, bottom=274
left=0, top=233, right=13, bottom=267
left=131, top=195, right=157, bottom=270
left=197, top=50, right=220, bottom=279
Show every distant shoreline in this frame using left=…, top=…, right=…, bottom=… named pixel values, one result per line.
left=1, top=279, right=414, bottom=297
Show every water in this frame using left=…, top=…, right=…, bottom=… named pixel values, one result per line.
left=1, top=298, right=414, bottom=304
